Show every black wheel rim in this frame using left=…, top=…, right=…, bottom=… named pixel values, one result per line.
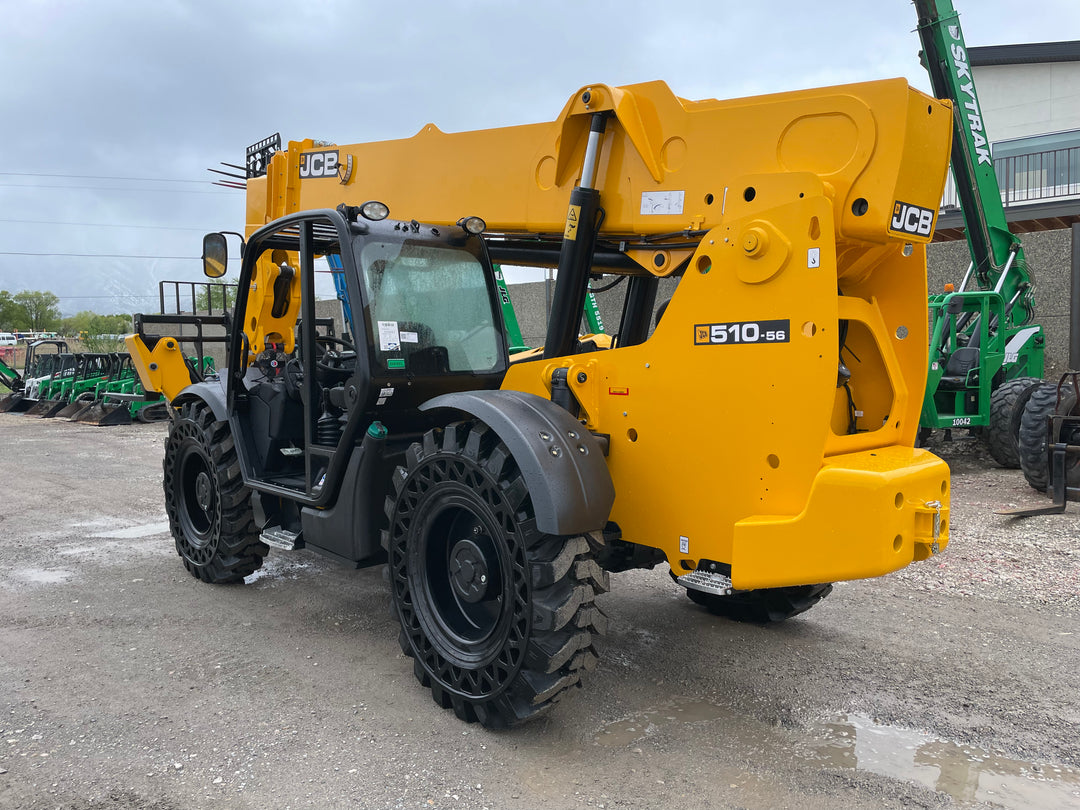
left=390, top=455, right=530, bottom=700
left=420, top=496, right=508, bottom=647
left=171, top=424, right=219, bottom=564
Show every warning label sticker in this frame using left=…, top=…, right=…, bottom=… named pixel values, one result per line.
left=378, top=321, right=400, bottom=352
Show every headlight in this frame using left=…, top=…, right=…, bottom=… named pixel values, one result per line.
left=457, top=215, right=486, bottom=235
left=360, top=200, right=390, bottom=221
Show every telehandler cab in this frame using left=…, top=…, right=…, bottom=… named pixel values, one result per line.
left=128, top=78, right=953, bottom=727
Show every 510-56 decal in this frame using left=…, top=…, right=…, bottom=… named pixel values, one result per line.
left=694, top=319, right=790, bottom=345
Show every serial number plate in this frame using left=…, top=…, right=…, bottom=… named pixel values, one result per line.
left=694, top=319, right=789, bottom=345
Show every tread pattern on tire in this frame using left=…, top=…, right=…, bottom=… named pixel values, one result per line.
left=382, top=421, right=608, bottom=728
left=687, top=583, right=833, bottom=623
left=163, top=401, right=267, bottom=583
left=1019, top=382, right=1079, bottom=492
left=987, top=376, right=1042, bottom=469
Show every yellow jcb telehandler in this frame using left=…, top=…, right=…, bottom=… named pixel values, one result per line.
left=127, top=77, right=953, bottom=727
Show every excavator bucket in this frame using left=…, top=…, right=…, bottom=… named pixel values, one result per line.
left=56, top=392, right=98, bottom=419
left=0, top=393, right=34, bottom=413
left=32, top=398, right=71, bottom=418
left=70, top=397, right=133, bottom=426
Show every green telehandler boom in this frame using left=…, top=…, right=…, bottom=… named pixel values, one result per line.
left=914, top=0, right=1045, bottom=467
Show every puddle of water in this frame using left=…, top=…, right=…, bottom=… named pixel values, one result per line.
left=595, top=700, right=1080, bottom=809
left=805, top=713, right=1080, bottom=810
left=88, top=521, right=170, bottom=539
left=594, top=698, right=738, bottom=748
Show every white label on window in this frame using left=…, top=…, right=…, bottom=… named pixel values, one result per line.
left=640, top=190, right=685, bottom=215
left=378, top=321, right=400, bottom=351
left=379, top=387, right=395, bottom=398
left=376, top=397, right=387, bottom=406
left=400, top=331, right=419, bottom=344
left=679, top=535, right=689, bottom=554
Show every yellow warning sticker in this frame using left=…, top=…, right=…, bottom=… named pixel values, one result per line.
left=564, top=204, right=581, bottom=241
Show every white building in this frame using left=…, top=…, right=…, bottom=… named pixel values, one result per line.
left=937, top=40, right=1080, bottom=236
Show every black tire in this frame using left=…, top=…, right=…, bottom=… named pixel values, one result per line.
left=163, top=401, right=267, bottom=583
left=686, top=583, right=833, bottom=623
left=383, top=421, right=608, bottom=728
left=1019, top=382, right=1080, bottom=492
left=987, top=376, right=1042, bottom=468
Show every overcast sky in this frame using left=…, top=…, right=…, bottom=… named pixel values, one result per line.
left=1, top=0, right=1077, bottom=316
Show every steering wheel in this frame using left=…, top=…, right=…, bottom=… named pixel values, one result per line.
left=313, top=332, right=358, bottom=380
left=314, top=334, right=356, bottom=373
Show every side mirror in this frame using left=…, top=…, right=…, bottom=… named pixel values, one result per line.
left=202, top=233, right=228, bottom=278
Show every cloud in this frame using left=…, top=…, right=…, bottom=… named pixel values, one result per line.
left=1, top=0, right=1076, bottom=314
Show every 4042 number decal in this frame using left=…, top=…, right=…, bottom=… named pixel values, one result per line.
left=694, top=319, right=789, bottom=345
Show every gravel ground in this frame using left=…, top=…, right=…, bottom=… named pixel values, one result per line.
left=0, top=415, right=1077, bottom=810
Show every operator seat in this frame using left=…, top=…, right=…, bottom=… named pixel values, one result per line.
left=937, top=346, right=980, bottom=390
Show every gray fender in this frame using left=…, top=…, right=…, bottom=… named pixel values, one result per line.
left=172, top=377, right=227, bottom=421
left=420, top=390, right=615, bottom=536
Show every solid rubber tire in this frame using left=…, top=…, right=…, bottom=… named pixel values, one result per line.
left=987, top=376, right=1042, bottom=469
left=163, top=401, right=267, bottom=583
left=383, top=420, right=608, bottom=728
left=686, top=583, right=833, bottom=623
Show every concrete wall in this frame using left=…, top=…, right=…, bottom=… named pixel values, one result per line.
left=927, top=227, right=1077, bottom=377
left=976, top=62, right=1080, bottom=143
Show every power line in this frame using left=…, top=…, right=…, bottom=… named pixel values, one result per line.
left=0, top=183, right=232, bottom=195
left=0, top=218, right=216, bottom=232
left=0, top=171, right=207, bottom=184
left=0, top=251, right=240, bottom=259
left=53, top=294, right=162, bottom=300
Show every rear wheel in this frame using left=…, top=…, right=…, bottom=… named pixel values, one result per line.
left=163, top=401, right=267, bottom=583
left=686, top=583, right=833, bottom=623
left=987, top=376, right=1042, bottom=468
left=383, top=421, right=608, bottom=728
left=1019, top=382, right=1080, bottom=492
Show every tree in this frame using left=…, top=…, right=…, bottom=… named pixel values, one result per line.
left=194, top=277, right=238, bottom=314
left=59, top=311, right=132, bottom=351
left=0, top=290, right=29, bottom=331
left=13, top=290, right=60, bottom=332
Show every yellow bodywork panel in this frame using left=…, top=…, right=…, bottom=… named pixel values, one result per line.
left=125, top=333, right=194, bottom=405
left=243, top=253, right=301, bottom=356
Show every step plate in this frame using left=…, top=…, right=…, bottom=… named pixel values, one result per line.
left=677, top=570, right=734, bottom=597
left=261, top=527, right=302, bottom=551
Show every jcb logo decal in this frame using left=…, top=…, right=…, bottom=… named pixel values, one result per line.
left=299, top=150, right=340, bottom=178
left=889, top=200, right=934, bottom=237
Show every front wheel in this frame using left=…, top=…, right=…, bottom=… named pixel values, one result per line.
left=163, top=401, right=267, bottom=583
left=383, top=421, right=608, bottom=728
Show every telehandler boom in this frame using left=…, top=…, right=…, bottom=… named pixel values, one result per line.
left=914, top=0, right=1045, bottom=464
left=129, top=77, right=953, bottom=727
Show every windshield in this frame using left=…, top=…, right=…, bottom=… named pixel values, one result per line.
left=359, top=239, right=503, bottom=374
